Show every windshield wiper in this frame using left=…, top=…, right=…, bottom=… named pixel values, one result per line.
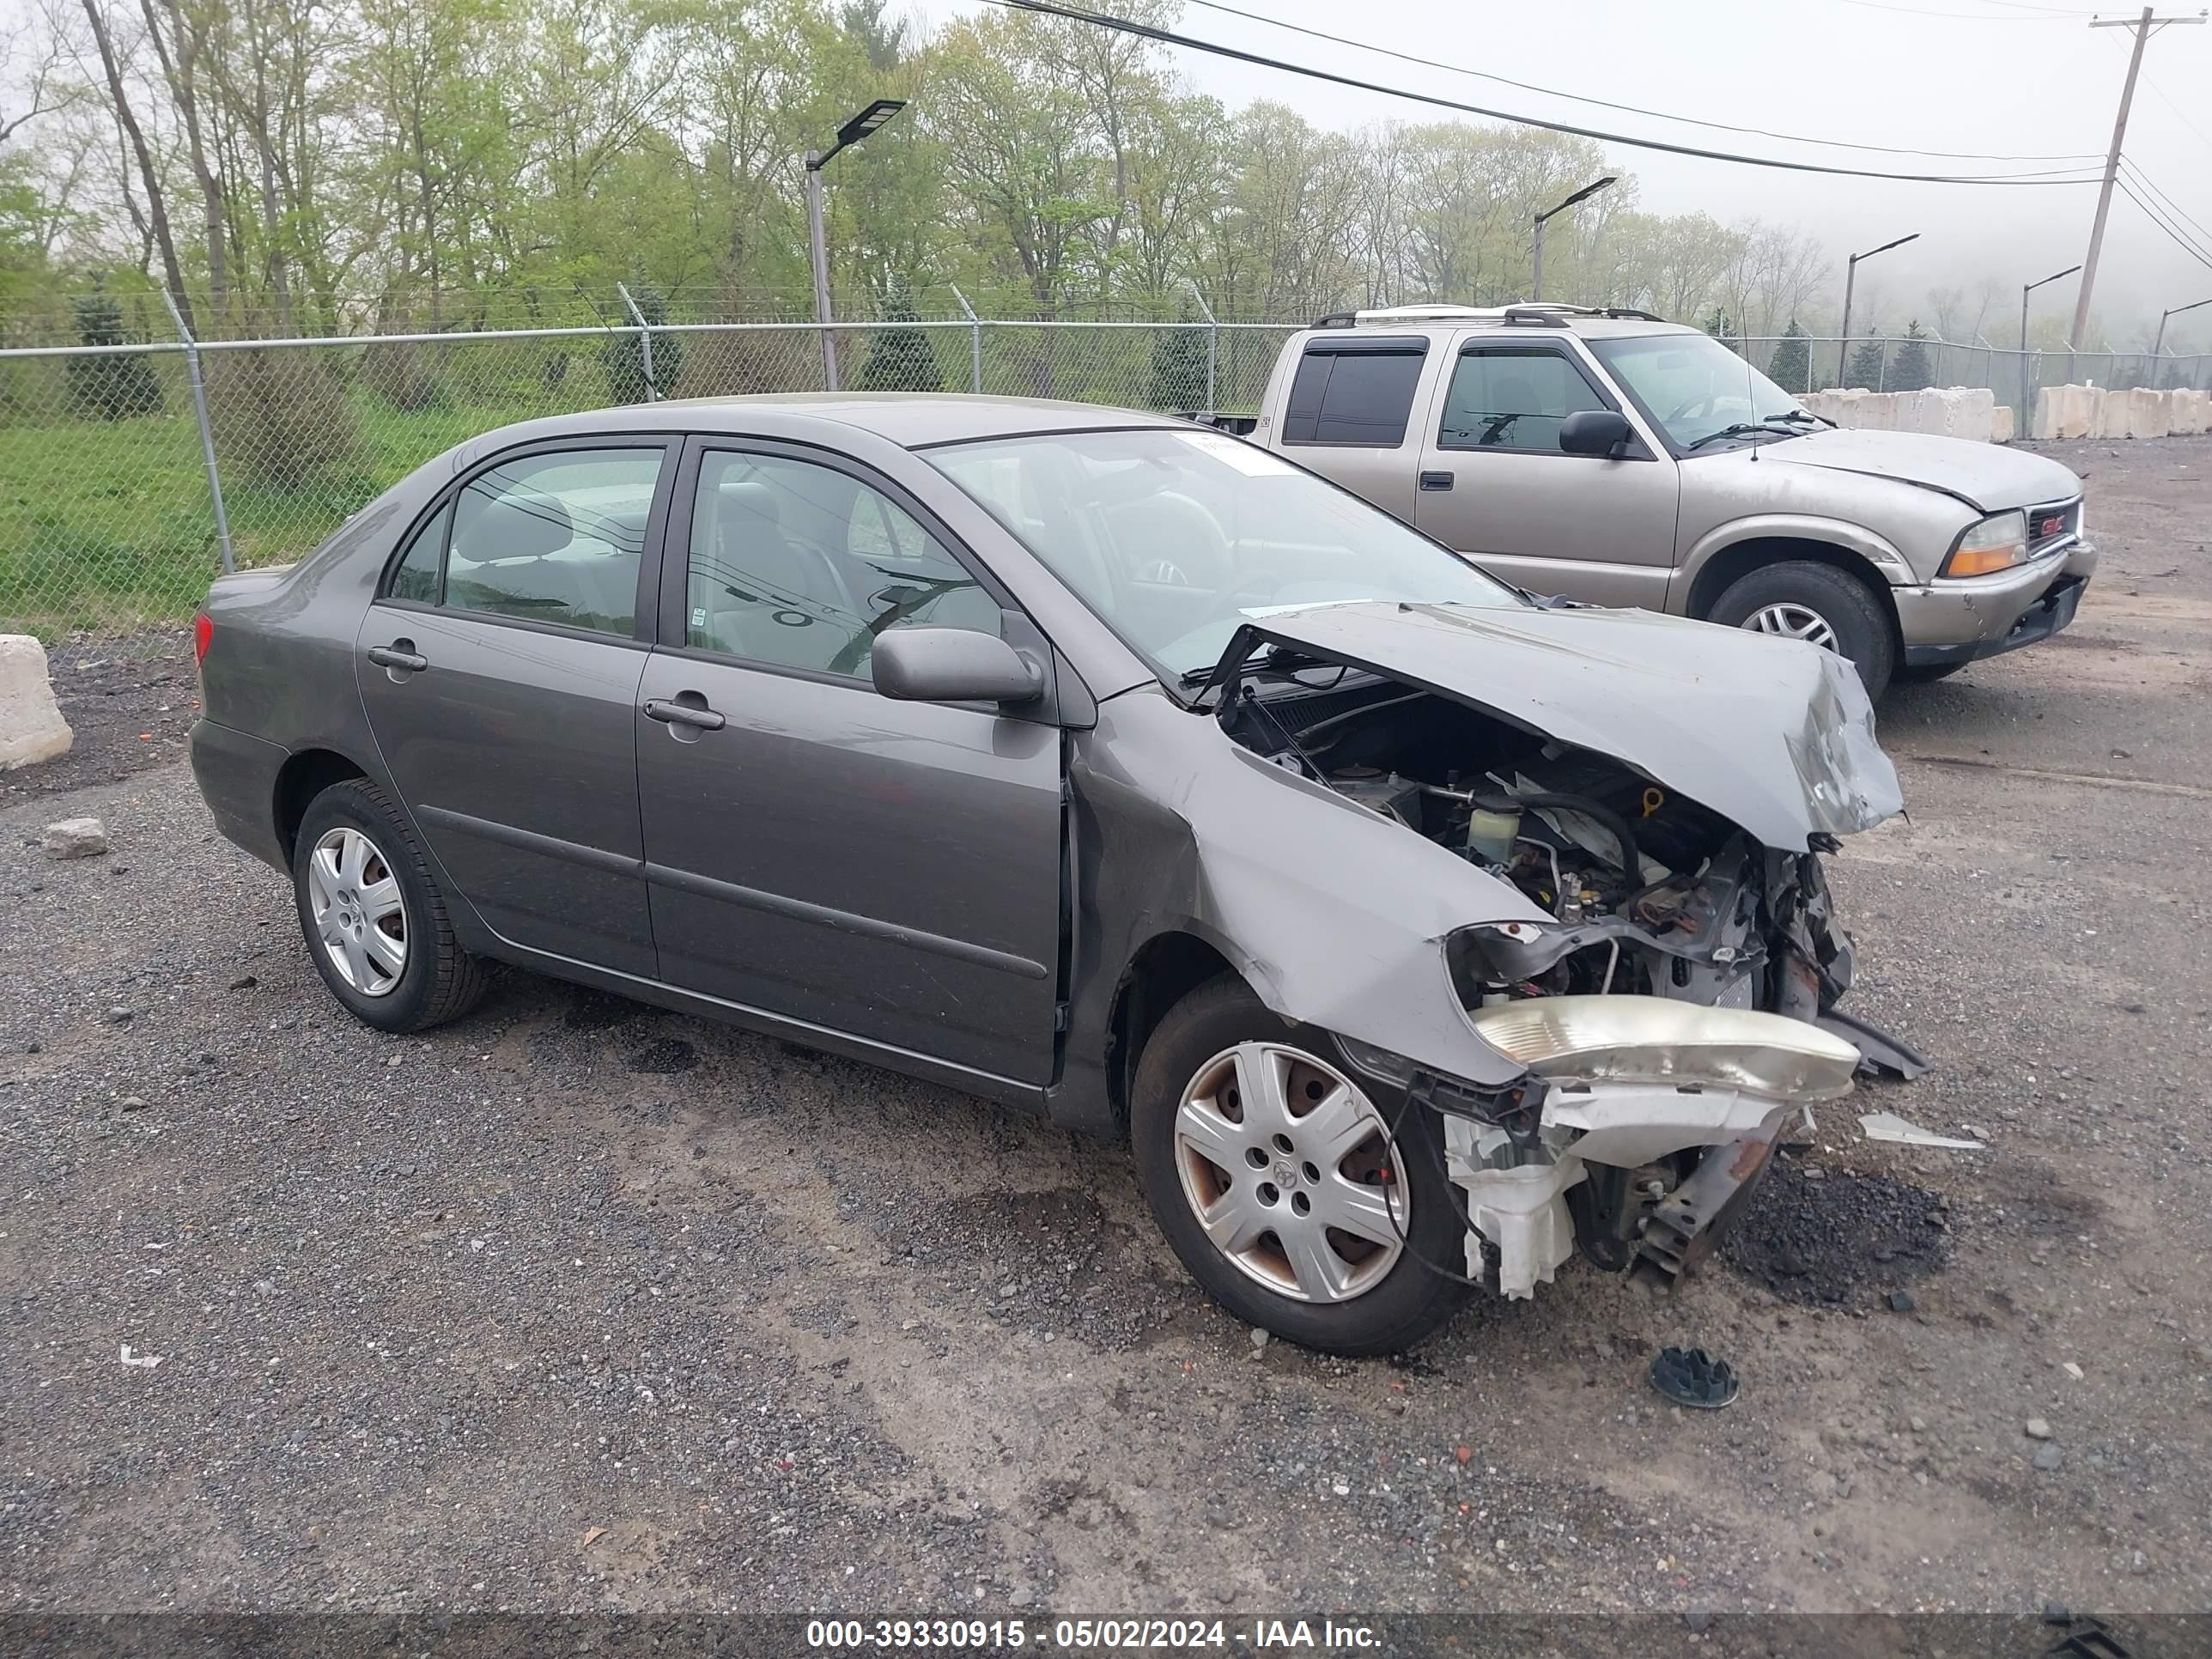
left=1683, top=421, right=1810, bottom=453
left=1774, top=407, right=1838, bottom=429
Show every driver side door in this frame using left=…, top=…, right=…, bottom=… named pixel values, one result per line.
left=1413, top=337, right=1679, bottom=609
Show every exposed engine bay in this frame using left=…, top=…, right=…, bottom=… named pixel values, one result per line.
left=1218, top=654, right=1856, bottom=1024
left=1211, top=639, right=1930, bottom=1301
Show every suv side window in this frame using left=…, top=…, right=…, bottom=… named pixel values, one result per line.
left=685, top=449, right=1000, bottom=679
left=1282, top=338, right=1429, bottom=447
left=1438, top=347, right=1611, bottom=453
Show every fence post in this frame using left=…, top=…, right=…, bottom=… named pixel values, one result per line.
left=161, top=289, right=234, bottom=576
left=616, top=283, right=658, bottom=401
left=1184, top=280, right=1219, bottom=416
left=950, top=284, right=981, bottom=393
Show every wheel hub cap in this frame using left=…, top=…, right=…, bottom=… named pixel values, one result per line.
left=1743, top=601, right=1840, bottom=653
left=1171, top=1041, right=1407, bottom=1304
left=307, top=827, right=407, bottom=997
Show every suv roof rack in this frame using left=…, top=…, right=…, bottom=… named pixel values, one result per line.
left=1315, top=301, right=1674, bottom=329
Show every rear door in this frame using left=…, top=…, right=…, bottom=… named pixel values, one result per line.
left=1413, top=335, right=1680, bottom=608
left=1272, top=333, right=1437, bottom=524
left=356, top=440, right=672, bottom=976
left=632, top=439, right=1065, bottom=1087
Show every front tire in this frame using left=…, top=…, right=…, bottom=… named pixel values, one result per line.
left=1130, top=976, right=1470, bottom=1355
left=1709, top=560, right=1895, bottom=700
left=292, top=778, right=488, bottom=1033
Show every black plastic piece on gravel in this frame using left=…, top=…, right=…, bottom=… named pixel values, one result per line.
left=1650, top=1346, right=1739, bottom=1409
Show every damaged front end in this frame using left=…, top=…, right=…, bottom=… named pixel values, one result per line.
left=1196, top=604, right=1927, bottom=1299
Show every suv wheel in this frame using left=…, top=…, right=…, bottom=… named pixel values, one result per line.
left=1709, top=561, right=1895, bottom=699
left=1130, top=975, right=1469, bottom=1356
left=293, top=778, right=489, bottom=1033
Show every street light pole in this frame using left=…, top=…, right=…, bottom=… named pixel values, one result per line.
left=804, top=98, right=908, bottom=393
left=2021, top=264, right=2083, bottom=357
left=1531, top=175, right=1616, bottom=302
left=2152, top=295, right=2212, bottom=358
left=1836, top=232, right=1919, bottom=388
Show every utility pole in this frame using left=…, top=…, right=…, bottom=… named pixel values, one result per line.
left=2069, top=7, right=2204, bottom=349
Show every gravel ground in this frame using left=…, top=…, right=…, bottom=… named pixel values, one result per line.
left=3, top=436, right=2209, bottom=1621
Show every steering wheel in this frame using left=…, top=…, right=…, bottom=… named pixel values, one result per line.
left=1665, top=392, right=1717, bottom=425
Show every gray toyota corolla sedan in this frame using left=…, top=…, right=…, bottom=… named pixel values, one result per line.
left=190, top=392, right=1922, bottom=1355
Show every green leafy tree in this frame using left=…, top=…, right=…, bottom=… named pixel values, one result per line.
left=65, top=291, right=165, bottom=420
left=1844, top=335, right=1886, bottom=391
left=1144, top=314, right=1208, bottom=410
left=603, top=286, right=685, bottom=402
left=1890, top=319, right=1935, bottom=392
left=1768, top=319, right=1810, bottom=393
left=854, top=279, right=945, bottom=391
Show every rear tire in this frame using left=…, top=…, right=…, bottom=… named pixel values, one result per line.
left=293, top=778, right=488, bottom=1034
left=1709, top=560, right=1895, bottom=700
left=1130, top=975, right=1470, bottom=1356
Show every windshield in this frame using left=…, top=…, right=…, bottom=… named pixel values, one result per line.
left=923, top=427, right=1524, bottom=679
left=1588, top=333, right=1810, bottom=453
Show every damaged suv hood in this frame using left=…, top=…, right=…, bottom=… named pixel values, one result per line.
left=1752, top=427, right=2081, bottom=512
left=1237, top=601, right=1903, bottom=849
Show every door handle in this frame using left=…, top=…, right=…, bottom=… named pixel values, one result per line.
left=366, top=642, right=428, bottom=672
left=1419, top=471, right=1455, bottom=491
left=643, top=697, right=726, bottom=732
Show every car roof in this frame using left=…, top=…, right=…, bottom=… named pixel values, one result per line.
left=454, top=392, right=1183, bottom=465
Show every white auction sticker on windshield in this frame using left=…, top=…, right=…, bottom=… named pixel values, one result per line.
left=1176, top=428, right=1298, bottom=477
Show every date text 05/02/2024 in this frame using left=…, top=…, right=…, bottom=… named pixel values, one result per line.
left=804, top=1618, right=1382, bottom=1650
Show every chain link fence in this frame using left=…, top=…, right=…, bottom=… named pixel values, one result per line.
left=1735, top=332, right=2212, bottom=411
left=4, top=304, right=2204, bottom=653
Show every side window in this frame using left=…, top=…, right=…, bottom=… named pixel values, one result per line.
left=686, top=451, right=999, bottom=679
left=437, top=447, right=663, bottom=637
left=386, top=504, right=448, bottom=604
left=1281, top=343, right=1427, bottom=447
left=1438, top=349, right=1610, bottom=453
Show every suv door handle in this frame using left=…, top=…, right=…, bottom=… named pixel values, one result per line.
left=643, top=697, right=726, bottom=732
left=1419, top=471, right=1455, bottom=491
left=366, top=642, right=428, bottom=672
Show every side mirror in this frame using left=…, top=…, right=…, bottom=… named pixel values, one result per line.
left=1559, top=409, right=1634, bottom=458
left=872, top=626, right=1045, bottom=707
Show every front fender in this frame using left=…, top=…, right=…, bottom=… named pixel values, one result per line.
left=1680, top=514, right=1917, bottom=597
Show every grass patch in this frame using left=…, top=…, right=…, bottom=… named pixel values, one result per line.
left=0, top=380, right=593, bottom=641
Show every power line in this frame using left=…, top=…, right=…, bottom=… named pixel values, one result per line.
left=2121, top=157, right=2212, bottom=248
left=1180, top=0, right=2105, bottom=162
left=2119, top=177, right=2212, bottom=272
left=993, top=0, right=2110, bottom=185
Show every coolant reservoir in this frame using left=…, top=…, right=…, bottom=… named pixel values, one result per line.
left=1466, top=805, right=1522, bottom=865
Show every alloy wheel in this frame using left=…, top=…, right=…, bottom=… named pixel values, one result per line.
left=1742, top=601, right=1840, bottom=652
left=307, top=826, right=407, bottom=997
left=1170, top=1042, right=1407, bottom=1304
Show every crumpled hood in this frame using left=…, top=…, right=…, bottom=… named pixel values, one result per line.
left=1240, top=601, right=1904, bottom=850
left=1756, top=427, right=2081, bottom=512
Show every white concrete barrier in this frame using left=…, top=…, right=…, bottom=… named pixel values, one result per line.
left=1991, top=404, right=2016, bottom=444
left=2033, top=384, right=2100, bottom=441
left=2164, top=387, right=2208, bottom=436
left=0, top=635, right=74, bottom=771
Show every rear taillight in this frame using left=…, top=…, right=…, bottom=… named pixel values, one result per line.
left=193, top=611, right=213, bottom=665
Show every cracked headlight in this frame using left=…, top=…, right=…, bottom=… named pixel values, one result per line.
left=1468, top=995, right=1862, bottom=1099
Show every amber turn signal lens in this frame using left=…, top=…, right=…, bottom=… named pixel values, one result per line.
left=1940, top=510, right=2027, bottom=578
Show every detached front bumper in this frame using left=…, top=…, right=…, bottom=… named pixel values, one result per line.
left=1894, top=538, right=2097, bottom=669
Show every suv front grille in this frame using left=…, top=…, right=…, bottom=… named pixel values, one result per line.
left=2027, top=499, right=2081, bottom=557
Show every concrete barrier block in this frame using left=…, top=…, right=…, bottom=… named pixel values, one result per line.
left=2172, top=388, right=2210, bottom=436
left=2124, top=388, right=2171, bottom=440
left=0, top=634, right=74, bottom=771
left=2035, top=383, right=2099, bottom=441
left=1991, top=404, right=2015, bottom=444
left=2088, top=389, right=2129, bottom=440
left=1856, top=392, right=1899, bottom=430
